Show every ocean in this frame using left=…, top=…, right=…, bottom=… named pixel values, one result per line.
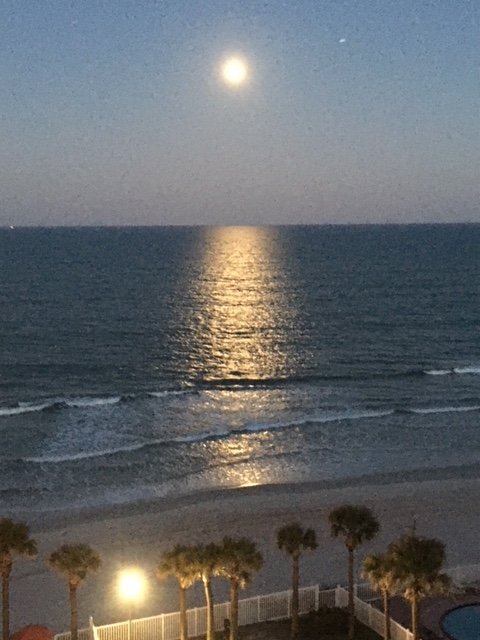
left=1, top=224, right=479, bottom=517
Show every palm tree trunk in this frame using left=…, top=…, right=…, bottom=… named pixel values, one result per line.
left=291, top=553, right=299, bottom=640
left=179, top=585, right=187, bottom=640
left=382, top=589, right=391, bottom=640
left=347, top=548, right=355, bottom=640
left=69, top=582, right=78, bottom=640
left=2, top=572, right=9, bottom=640
left=411, top=593, right=419, bottom=640
left=202, top=575, right=214, bottom=640
left=229, top=580, right=239, bottom=640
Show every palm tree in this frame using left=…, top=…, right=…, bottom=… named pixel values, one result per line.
left=218, top=537, right=264, bottom=640
left=48, top=543, right=101, bottom=640
left=387, top=533, right=450, bottom=640
left=0, top=518, right=37, bottom=640
left=277, top=523, right=317, bottom=639
left=192, top=543, right=221, bottom=640
left=363, top=552, right=397, bottom=640
left=329, top=504, right=380, bottom=640
left=157, top=545, right=198, bottom=640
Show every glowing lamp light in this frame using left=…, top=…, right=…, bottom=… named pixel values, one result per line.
left=119, top=570, right=145, bottom=640
left=120, top=571, right=144, bottom=600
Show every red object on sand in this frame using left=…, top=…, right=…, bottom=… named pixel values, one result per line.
left=10, top=626, right=54, bottom=640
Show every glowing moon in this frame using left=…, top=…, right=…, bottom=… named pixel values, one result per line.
left=221, top=57, right=248, bottom=86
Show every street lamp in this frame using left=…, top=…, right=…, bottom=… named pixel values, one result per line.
left=119, top=569, right=144, bottom=640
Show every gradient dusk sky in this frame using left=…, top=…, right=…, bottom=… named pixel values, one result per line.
left=2, top=0, right=479, bottom=227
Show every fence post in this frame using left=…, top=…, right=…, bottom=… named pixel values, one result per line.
left=161, top=614, right=165, bottom=640
left=257, top=595, right=261, bottom=623
left=315, top=584, right=319, bottom=610
left=335, top=585, right=342, bottom=607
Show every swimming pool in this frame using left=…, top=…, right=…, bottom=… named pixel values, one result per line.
left=441, top=605, right=480, bottom=640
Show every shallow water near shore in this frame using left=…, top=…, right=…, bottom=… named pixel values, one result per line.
left=1, top=224, right=480, bottom=515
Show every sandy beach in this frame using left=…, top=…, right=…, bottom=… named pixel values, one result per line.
left=9, top=467, right=480, bottom=635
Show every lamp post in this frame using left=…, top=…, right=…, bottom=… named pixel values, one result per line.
left=119, top=570, right=144, bottom=640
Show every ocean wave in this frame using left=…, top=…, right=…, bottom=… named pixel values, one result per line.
left=198, top=374, right=334, bottom=388
left=64, top=396, right=121, bottom=408
left=20, top=408, right=395, bottom=465
left=17, top=400, right=480, bottom=465
left=147, top=389, right=194, bottom=398
left=22, top=429, right=247, bottom=464
left=2, top=363, right=480, bottom=417
left=173, top=429, right=232, bottom=443
left=0, top=396, right=122, bottom=417
left=424, top=369, right=454, bottom=376
left=19, top=397, right=480, bottom=466
left=453, top=366, right=480, bottom=375
left=0, top=403, right=52, bottom=417
left=240, top=409, right=395, bottom=433
left=0, top=389, right=192, bottom=418
left=23, top=440, right=148, bottom=463
left=408, top=405, right=480, bottom=415
left=169, top=365, right=480, bottom=389
left=201, top=365, right=480, bottom=387
left=424, top=366, right=480, bottom=376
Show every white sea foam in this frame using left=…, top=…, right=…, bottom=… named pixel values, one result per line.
left=173, top=430, right=231, bottom=443
left=64, top=396, right=121, bottom=408
left=411, top=405, right=480, bottom=415
left=453, top=366, right=480, bottom=375
left=21, top=407, right=400, bottom=464
left=23, top=440, right=148, bottom=464
left=0, top=403, right=52, bottom=417
left=425, top=369, right=453, bottom=376
left=307, top=408, right=394, bottom=425
left=148, top=390, right=192, bottom=398
left=240, top=409, right=394, bottom=434
left=16, top=402, right=480, bottom=468
left=425, top=366, right=480, bottom=376
left=0, top=395, right=124, bottom=418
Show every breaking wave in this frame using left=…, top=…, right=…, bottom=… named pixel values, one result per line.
left=20, top=402, right=480, bottom=466
left=2, top=362, right=480, bottom=418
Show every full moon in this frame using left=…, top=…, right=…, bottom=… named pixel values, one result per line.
left=221, top=57, right=248, bottom=86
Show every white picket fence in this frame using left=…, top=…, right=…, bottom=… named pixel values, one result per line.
left=350, top=594, right=414, bottom=640
left=54, top=562, right=480, bottom=640
left=55, top=586, right=337, bottom=640
left=335, top=587, right=414, bottom=640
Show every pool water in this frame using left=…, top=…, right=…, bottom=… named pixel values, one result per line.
left=442, top=605, right=480, bottom=640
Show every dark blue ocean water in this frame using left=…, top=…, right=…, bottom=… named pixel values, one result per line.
left=1, top=224, right=480, bottom=514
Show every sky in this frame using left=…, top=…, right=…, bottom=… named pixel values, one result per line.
left=1, top=0, right=479, bottom=226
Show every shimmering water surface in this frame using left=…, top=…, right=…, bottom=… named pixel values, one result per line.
left=1, top=224, right=479, bottom=514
